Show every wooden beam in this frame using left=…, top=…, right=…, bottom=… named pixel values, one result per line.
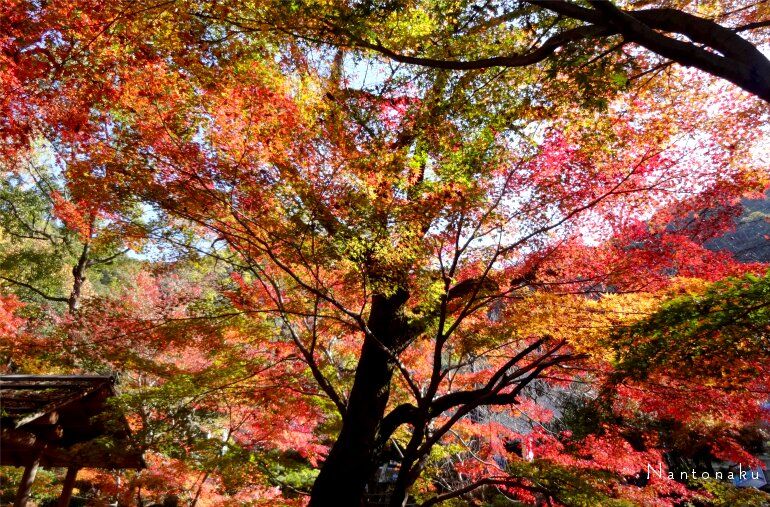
left=27, top=410, right=59, bottom=426
left=1, top=428, right=38, bottom=447
left=13, top=382, right=109, bottom=429
left=57, top=467, right=79, bottom=507
left=13, top=449, right=43, bottom=507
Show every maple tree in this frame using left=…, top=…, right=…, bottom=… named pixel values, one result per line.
left=1, top=1, right=770, bottom=506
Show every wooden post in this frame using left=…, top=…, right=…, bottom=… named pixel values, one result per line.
left=14, top=453, right=42, bottom=507
left=57, top=467, right=79, bottom=507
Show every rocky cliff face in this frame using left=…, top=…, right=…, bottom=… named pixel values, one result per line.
left=706, top=194, right=770, bottom=262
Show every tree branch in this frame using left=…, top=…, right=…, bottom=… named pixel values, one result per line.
left=420, top=476, right=537, bottom=507
left=0, top=276, right=68, bottom=303
left=356, top=25, right=612, bottom=71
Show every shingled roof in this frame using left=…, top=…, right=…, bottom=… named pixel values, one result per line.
left=0, top=375, right=144, bottom=469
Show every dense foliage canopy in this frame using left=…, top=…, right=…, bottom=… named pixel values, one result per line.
left=1, top=1, right=770, bottom=506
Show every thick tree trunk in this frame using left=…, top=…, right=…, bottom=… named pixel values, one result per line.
left=309, top=334, right=396, bottom=506
left=310, top=290, right=409, bottom=507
